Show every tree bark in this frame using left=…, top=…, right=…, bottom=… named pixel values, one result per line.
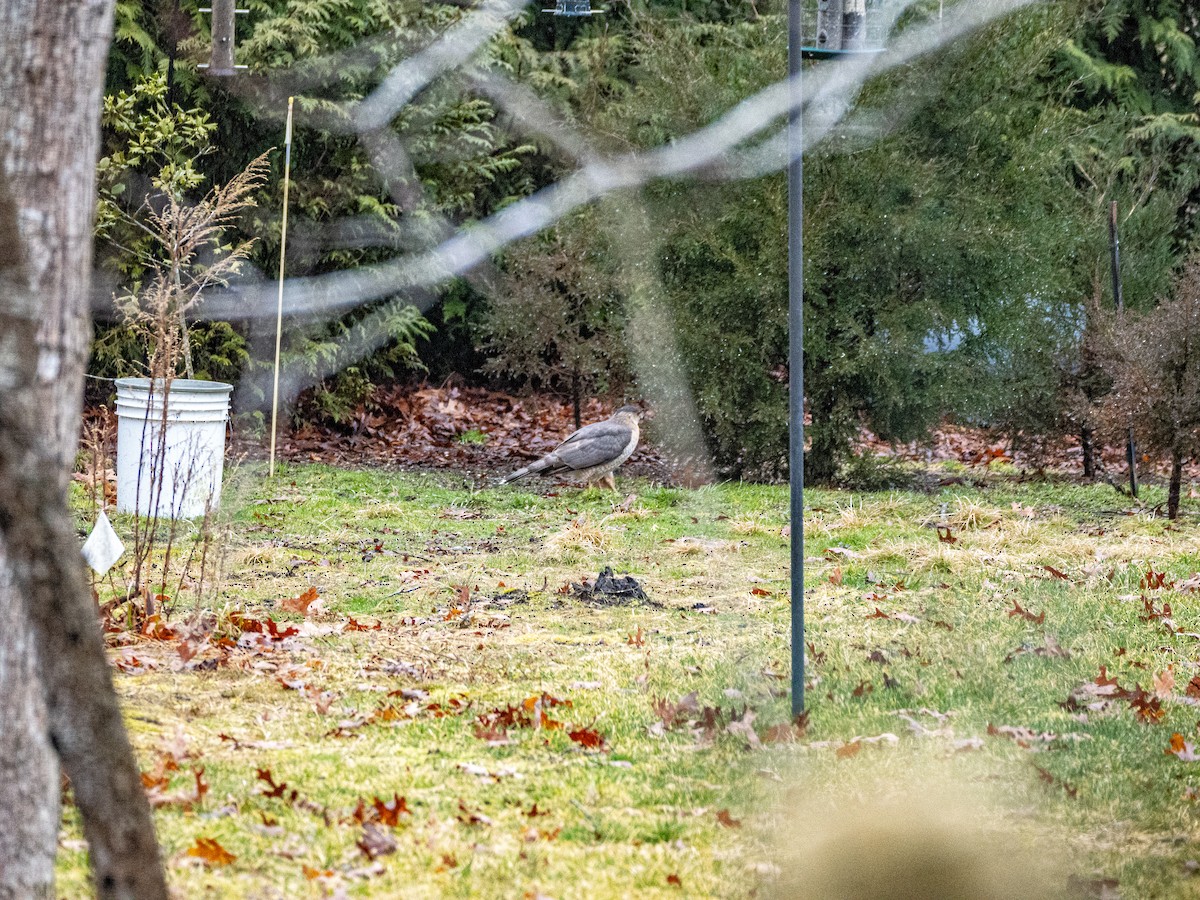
left=0, top=2, right=169, bottom=898
left=572, top=368, right=582, bottom=430
left=1168, top=446, right=1184, bottom=521
left=1081, top=425, right=1095, bottom=479
left=806, top=389, right=849, bottom=485
left=0, top=538, right=57, bottom=900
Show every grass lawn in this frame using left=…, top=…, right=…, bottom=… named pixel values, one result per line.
left=59, top=462, right=1200, bottom=898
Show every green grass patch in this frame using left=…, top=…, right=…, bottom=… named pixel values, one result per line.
left=63, top=466, right=1200, bottom=897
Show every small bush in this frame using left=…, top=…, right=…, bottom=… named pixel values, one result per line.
left=479, top=215, right=629, bottom=428
left=1093, top=255, right=1200, bottom=518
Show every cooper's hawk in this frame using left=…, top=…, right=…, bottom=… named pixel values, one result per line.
left=499, top=405, right=642, bottom=490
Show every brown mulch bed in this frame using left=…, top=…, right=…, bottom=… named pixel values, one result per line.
left=859, top=424, right=1200, bottom=484
left=234, top=384, right=678, bottom=485
left=89, top=380, right=1196, bottom=489
left=253, top=382, right=1180, bottom=487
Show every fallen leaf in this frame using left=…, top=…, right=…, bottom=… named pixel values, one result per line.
left=651, top=692, right=700, bottom=730
left=725, top=708, right=760, bottom=749
left=368, top=703, right=408, bottom=724
left=715, top=809, right=742, bottom=828
left=372, top=793, right=411, bottom=826
left=1031, top=763, right=1077, bottom=798
left=473, top=723, right=511, bottom=745
left=256, top=768, right=295, bottom=801
left=824, top=546, right=860, bottom=559
left=1127, top=688, right=1165, bottom=724
left=456, top=800, right=493, bottom=827
left=1141, top=568, right=1173, bottom=591
left=1179, top=573, right=1200, bottom=593
left=852, top=680, right=873, bottom=698
left=279, top=586, right=320, bottom=615
left=1167, top=733, right=1200, bottom=761
left=1153, top=668, right=1176, bottom=700
left=186, top=837, right=236, bottom=867
left=356, top=823, right=398, bottom=859
left=567, top=724, right=607, bottom=750
left=987, top=723, right=1059, bottom=747
left=1007, top=599, right=1045, bottom=624
left=764, top=711, right=809, bottom=744
left=1006, top=633, right=1070, bottom=661
left=193, top=767, right=209, bottom=802
left=114, top=653, right=155, bottom=674
left=230, top=613, right=299, bottom=640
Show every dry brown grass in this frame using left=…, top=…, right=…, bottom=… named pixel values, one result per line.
left=544, top=516, right=615, bottom=553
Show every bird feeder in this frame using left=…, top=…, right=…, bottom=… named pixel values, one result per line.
left=802, top=0, right=887, bottom=59
left=198, top=0, right=249, bottom=76
left=542, top=0, right=601, bottom=16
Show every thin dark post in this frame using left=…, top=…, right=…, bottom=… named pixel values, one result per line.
left=1109, top=200, right=1137, bottom=498
left=787, top=0, right=805, bottom=717
left=208, top=0, right=236, bottom=76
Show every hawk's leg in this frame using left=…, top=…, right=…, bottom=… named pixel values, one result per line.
left=601, top=473, right=617, bottom=491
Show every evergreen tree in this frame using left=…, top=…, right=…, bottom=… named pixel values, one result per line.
left=588, top=4, right=1101, bottom=480
left=96, top=1, right=571, bottom=416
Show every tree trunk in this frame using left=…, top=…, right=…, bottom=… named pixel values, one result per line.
left=805, top=389, right=850, bottom=485
left=0, top=538, right=57, bottom=900
left=1168, top=446, right=1184, bottom=521
left=571, top=368, right=582, bottom=430
left=0, top=3, right=169, bottom=898
left=1081, top=425, right=1094, bottom=479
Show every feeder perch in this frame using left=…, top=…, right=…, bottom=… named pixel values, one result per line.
left=543, top=0, right=601, bottom=16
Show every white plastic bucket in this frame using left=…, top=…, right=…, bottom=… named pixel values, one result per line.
left=115, top=378, right=233, bottom=519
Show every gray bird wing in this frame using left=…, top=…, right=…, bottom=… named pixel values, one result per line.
left=552, top=420, right=634, bottom=471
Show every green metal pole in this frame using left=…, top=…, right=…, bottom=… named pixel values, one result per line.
left=788, top=0, right=805, bottom=717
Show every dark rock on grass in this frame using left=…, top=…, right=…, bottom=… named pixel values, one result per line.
left=571, top=566, right=660, bottom=606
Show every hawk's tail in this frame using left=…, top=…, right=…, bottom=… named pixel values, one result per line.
left=498, top=454, right=557, bottom=485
